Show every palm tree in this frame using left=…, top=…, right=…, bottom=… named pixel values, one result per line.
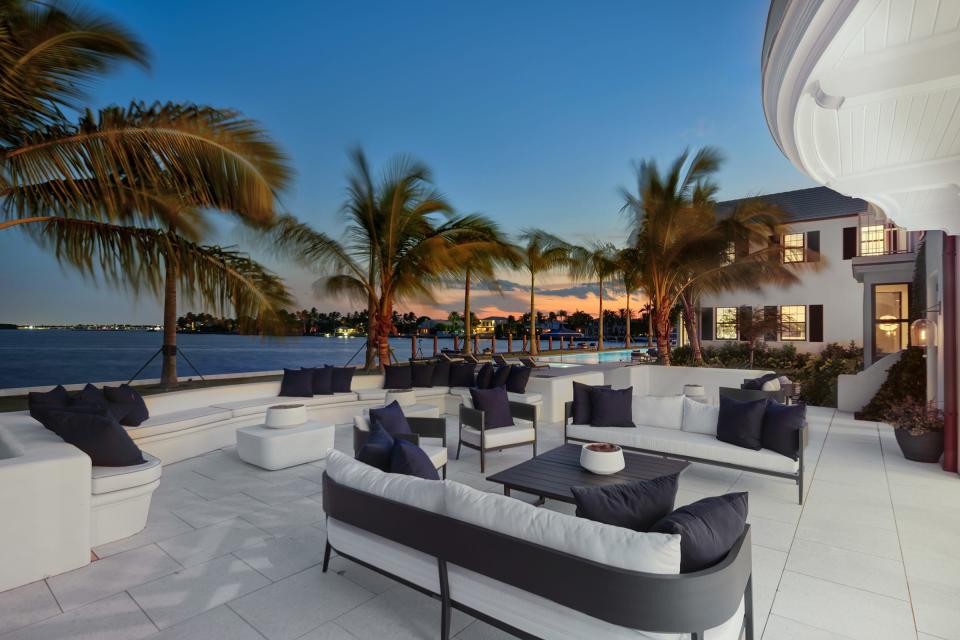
left=569, top=241, right=619, bottom=351
left=270, top=149, right=503, bottom=369
left=447, top=223, right=519, bottom=354
left=516, top=230, right=572, bottom=355
left=617, top=247, right=642, bottom=348
left=621, top=148, right=801, bottom=365
left=1, top=3, right=293, bottom=385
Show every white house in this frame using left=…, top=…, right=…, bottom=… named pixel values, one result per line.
left=699, top=186, right=925, bottom=367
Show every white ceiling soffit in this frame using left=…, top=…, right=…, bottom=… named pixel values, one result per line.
left=763, top=0, right=960, bottom=233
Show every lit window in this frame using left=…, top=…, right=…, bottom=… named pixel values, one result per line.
left=782, top=233, right=805, bottom=263
left=715, top=307, right=738, bottom=340
left=722, top=242, right=736, bottom=265
left=780, top=305, right=806, bottom=340
left=860, top=225, right=885, bottom=256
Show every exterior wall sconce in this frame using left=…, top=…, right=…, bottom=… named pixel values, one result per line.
left=911, top=318, right=937, bottom=348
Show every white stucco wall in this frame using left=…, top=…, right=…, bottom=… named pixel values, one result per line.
left=699, top=216, right=863, bottom=353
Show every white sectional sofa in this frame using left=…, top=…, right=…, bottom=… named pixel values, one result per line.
left=322, top=450, right=754, bottom=640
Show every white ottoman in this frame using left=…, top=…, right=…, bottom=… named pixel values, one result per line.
left=237, top=421, right=335, bottom=470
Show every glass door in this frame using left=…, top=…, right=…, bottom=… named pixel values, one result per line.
left=873, top=283, right=910, bottom=360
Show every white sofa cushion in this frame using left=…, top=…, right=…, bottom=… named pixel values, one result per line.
left=461, top=419, right=535, bottom=448
left=212, top=392, right=357, bottom=418
left=326, top=449, right=445, bottom=512
left=127, top=406, right=232, bottom=439
left=444, top=481, right=680, bottom=574
left=414, top=386, right=449, bottom=400
left=632, top=395, right=684, bottom=430
left=356, top=389, right=388, bottom=402
left=91, top=453, right=162, bottom=495
left=567, top=424, right=798, bottom=475
left=681, top=397, right=719, bottom=436
left=762, top=378, right=781, bottom=391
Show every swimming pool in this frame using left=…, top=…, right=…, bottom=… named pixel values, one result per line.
left=539, top=349, right=634, bottom=365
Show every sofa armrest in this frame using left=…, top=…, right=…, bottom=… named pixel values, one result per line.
left=408, top=416, right=446, bottom=445
left=564, top=401, right=573, bottom=425
left=459, top=404, right=485, bottom=430
left=509, top=401, right=537, bottom=424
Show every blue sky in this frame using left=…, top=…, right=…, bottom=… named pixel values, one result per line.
left=0, top=0, right=814, bottom=324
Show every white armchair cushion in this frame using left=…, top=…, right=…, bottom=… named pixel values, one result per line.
left=762, top=378, right=781, bottom=391
left=681, top=397, right=720, bottom=436
left=444, top=481, right=680, bottom=574
left=353, top=414, right=370, bottom=432
left=632, top=395, right=684, bottom=430
left=420, top=444, right=448, bottom=470
left=461, top=419, right=535, bottom=448
left=326, top=449, right=445, bottom=513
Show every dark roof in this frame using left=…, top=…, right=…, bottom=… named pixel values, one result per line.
left=716, top=186, right=867, bottom=222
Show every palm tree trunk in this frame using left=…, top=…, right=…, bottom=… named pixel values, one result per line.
left=648, top=308, right=655, bottom=349
left=529, top=272, right=537, bottom=355
left=680, top=291, right=703, bottom=365
left=655, top=306, right=672, bottom=366
left=377, top=298, right=393, bottom=370
left=463, top=269, right=472, bottom=354
left=625, top=290, right=631, bottom=348
left=160, top=256, right=178, bottom=386
left=597, top=276, right=604, bottom=351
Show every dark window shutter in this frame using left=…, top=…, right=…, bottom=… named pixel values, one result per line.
left=738, top=306, right=752, bottom=339
left=806, top=230, right=820, bottom=262
left=809, top=305, right=824, bottom=342
left=700, top=307, right=714, bottom=341
left=735, top=237, right=749, bottom=259
left=889, top=225, right=898, bottom=253
left=842, top=227, right=857, bottom=259
left=763, top=306, right=778, bottom=341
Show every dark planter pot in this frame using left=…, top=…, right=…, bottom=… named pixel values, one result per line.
left=894, top=429, right=944, bottom=463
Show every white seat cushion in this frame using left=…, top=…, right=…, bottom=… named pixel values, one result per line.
left=507, top=391, right=543, bottom=405
left=681, top=397, right=719, bottom=436
left=414, top=386, right=449, bottom=400
left=444, top=481, right=680, bottom=573
left=461, top=419, right=535, bottom=448
left=127, top=407, right=232, bottom=439
left=91, top=453, right=162, bottom=495
left=566, top=424, right=798, bottom=474
left=420, top=444, right=448, bottom=469
left=632, top=395, right=684, bottom=430
left=326, top=449, right=445, bottom=512
left=212, top=392, right=358, bottom=418
left=356, top=389, right=388, bottom=402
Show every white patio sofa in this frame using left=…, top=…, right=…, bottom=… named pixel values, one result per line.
left=0, top=415, right=162, bottom=591
left=322, top=450, right=753, bottom=639
left=604, top=365, right=776, bottom=404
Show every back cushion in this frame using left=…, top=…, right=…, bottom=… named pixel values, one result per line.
left=506, top=365, right=531, bottom=393
left=383, top=365, right=412, bottom=390
left=444, top=481, right=680, bottom=574
left=489, top=365, right=511, bottom=389
left=632, top=395, right=684, bottom=430
left=475, top=363, right=495, bottom=389
left=449, top=363, right=476, bottom=388
left=681, top=397, right=720, bottom=436
left=431, top=361, right=451, bottom=386
left=411, top=364, right=435, bottom=388
left=326, top=449, right=445, bottom=513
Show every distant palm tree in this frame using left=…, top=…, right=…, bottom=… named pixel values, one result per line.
left=0, top=1, right=292, bottom=385
left=270, top=149, right=500, bottom=369
left=621, top=148, right=800, bottom=365
left=570, top=241, right=619, bottom=351
left=617, top=246, right=643, bottom=348
left=516, top=230, right=572, bottom=354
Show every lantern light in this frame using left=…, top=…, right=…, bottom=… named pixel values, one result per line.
left=911, top=318, right=937, bottom=348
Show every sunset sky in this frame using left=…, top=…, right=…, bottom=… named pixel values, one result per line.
left=0, top=0, right=816, bottom=324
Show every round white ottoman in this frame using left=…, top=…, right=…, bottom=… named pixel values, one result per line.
left=237, top=421, right=335, bottom=470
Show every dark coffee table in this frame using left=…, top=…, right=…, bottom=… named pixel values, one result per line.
left=486, top=444, right=689, bottom=504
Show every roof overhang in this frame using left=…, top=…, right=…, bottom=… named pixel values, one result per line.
left=762, top=0, right=960, bottom=233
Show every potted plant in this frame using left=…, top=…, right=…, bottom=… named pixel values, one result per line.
left=885, top=398, right=945, bottom=463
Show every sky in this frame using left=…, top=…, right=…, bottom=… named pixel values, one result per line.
left=0, top=0, right=815, bottom=325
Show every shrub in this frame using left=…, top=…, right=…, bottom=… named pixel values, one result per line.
left=884, top=397, right=943, bottom=435
left=860, top=347, right=927, bottom=421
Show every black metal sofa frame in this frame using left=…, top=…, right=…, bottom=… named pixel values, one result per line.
left=322, top=473, right=754, bottom=640
left=457, top=401, right=538, bottom=473
left=563, top=399, right=807, bottom=504
left=353, top=416, right=448, bottom=479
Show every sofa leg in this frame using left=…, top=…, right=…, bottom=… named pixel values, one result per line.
left=455, top=440, right=462, bottom=460
left=322, top=541, right=332, bottom=573
left=798, top=478, right=804, bottom=505
left=480, top=448, right=485, bottom=473
left=438, top=561, right=451, bottom=640
left=442, top=465, right=447, bottom=480
left=744, top=574, right=755, bottom=640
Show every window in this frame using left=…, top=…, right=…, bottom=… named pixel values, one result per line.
left=715, top=307, right=738, bottom=340
left=874, top=283, right=909, bottom=360
left=722, top=242, right=736, bottom=265
left=780, top=305, right=806, bottom=340
left=860, top=225, right=885, bottom=256
left=782, top=233, right=805, bottom=263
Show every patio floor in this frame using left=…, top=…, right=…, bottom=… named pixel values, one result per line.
left=0, top=408, right=957, bottom=640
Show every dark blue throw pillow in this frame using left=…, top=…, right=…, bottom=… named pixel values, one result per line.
left=369, top=400, right=413, bottom=436
left=762, top=401, right=806, bottom=460
left=572, top=473, right=679, bottom=532
left=280, top=368, right=314, bottom=397
left=431, top=360, right=451, bottom=386
left=716, top=395, right=766, bottom=450
left=571, top=381, right=611, bottom=424
left=72, top=383, right=129, bottom=422
left=357, top=421, right=395, bottom=471
left=328, top=366, right=355, bottom=393
left=489, top=365, right=511, bottom=389
left=38, top=409, right=146, bottom=467
left=390, top=439, right=440, bottom=480
left=411, top=363, right=435, bottom=388
left=588, top=386, right=634, bottom=428
left=28, top=385, right=71, bottom=421
left=475, top=363, right=495, bottom=389
left=103, top=384, right=150, bottom=426
left=651, top=493, right=749, bottom=573
left=469, top=386, right=514, bottom=429
left=383, top=364, right=413, bottom=390
left=449, top=362, right=476, bottom=387
left=304, top=367, right=333, bottom=395
left=506, top=365, right=531, bottom=393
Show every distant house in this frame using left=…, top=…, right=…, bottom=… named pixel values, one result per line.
left=699, top=186, right=923, bottom=366
left=417, top=318, right=442, bottom=336
left=474, top=317, right=499, bottom=337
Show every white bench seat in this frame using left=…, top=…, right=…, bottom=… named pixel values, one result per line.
left=413, top=386, right=449, bottom=400
left=357, top=389, right=389, bottom=402
left=125, top=406, right=232, bottom=439
left=91, top=453, right=162, bottom=494
left=212, top=392, right=358, bottom=418
left=90, top=453, right=163, bottom=547
left=566, top=423, right=799, bottom=475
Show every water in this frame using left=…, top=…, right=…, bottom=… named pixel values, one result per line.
left=539, top=349, right=635, bottom=365
left=0, top=330, right=628, bottom=389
